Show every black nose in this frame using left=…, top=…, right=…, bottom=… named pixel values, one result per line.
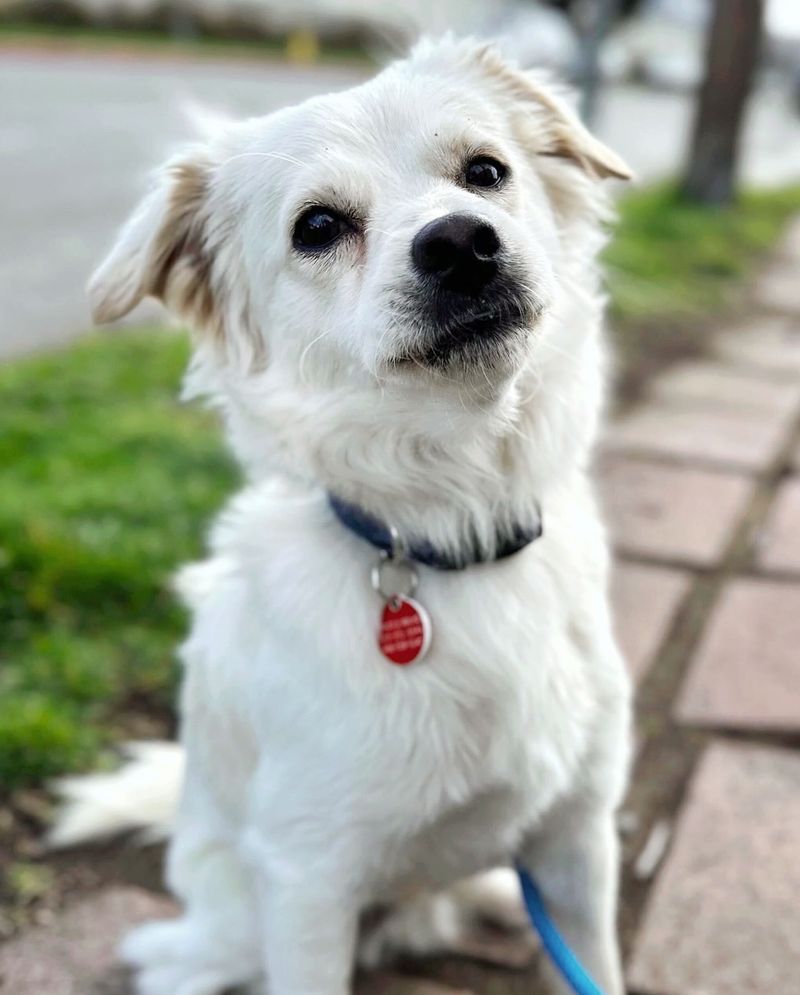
left=411, top=213, right=501, bottom=295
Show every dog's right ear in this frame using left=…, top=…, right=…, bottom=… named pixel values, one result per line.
left=88, top=154, right=219, bottom=335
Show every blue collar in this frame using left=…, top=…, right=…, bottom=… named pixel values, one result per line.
left=328, top=494, right=542, bottom=571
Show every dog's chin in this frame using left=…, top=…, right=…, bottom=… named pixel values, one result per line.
left=389, top=298, right=540, bottom=380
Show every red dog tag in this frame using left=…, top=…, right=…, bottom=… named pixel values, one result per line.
left=378, top=597, right=432, bottom=665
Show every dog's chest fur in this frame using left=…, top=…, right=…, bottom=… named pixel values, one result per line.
left=174, top=472, right=627, bottom=897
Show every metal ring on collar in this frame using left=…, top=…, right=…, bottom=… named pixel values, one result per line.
left=371, top=551, right=418, bottom=602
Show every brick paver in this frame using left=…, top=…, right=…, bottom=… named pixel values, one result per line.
left=649, top=360, right=800, bottom=415
left=714, top=317, right=800, bottom=377
left=611, top=563, right=691, bottom=683
left=0, top=887, right=176, bottom=995
left=628, top=741, right=800, bottom=995
left=599, top=457, right=752, bottom=567
left=603, top=401, right=790, bottom=472
left=753, top=263, right=800, bottom=317
left=676, top=578, right=800, bottom=731
left=756, top=477, right=800, bottom=575
left=753, top=222, right=800, bottom=316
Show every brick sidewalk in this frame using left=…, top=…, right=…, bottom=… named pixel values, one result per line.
left=608, top=216, right=800, bottom=995
left=3, top=222, right=800, bottom=995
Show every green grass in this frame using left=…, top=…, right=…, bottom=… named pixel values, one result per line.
left=607, top=182, right=800, bottom=323
left=604, top=182, right=800, bottom=396
left=0, top=331, right=236, bottom=790
left=1, top=184, right=798, bottom=792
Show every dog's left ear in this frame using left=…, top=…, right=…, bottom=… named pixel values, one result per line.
left=520, top=79, right=633, bottom=181
left=466, top=43, right=632, bottom=182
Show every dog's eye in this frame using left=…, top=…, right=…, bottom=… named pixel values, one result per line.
left=464, top=157, right=507, bottom=189
left=293, top=207, right=351, bottom=251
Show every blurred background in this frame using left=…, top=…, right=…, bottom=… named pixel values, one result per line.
left=1, top=3, right=800, bottom=994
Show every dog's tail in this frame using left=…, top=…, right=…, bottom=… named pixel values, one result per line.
left=47, top=741, right=184, bottom=849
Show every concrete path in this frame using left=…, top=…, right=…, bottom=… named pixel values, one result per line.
left=2, top=47, right=800, bottom=360
left=2, top=218, right=800, bottom=995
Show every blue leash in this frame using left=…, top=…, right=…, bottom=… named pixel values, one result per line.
left=516, top=866, right=606, bottom=995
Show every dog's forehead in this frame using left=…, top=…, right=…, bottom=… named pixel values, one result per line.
left=352, top=64, right=495, bottom=137
left=243, top=66, right=506, bottom=174
left=218, top=56, right=520, bottom=220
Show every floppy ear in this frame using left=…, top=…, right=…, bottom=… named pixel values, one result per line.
left=88, top=154, right=220, bottom=333
left=524, top=81, right=632, bottom=181
left=462, top=42, right=632, bottom=182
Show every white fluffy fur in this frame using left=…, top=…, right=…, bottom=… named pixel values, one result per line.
left=57, top=37, right=633, bottom=995
left=48, top=742, right=183, bottom=848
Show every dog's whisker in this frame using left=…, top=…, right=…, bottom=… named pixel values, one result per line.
left=298, top=327, right=334, bottom=385
left=223, top=150, right=307, bottom=169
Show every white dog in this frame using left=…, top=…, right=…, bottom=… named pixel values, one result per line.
left=52, top=37, right=633, bottom=995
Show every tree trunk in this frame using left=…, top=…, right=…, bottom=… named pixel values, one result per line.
left=682, top=0, right=764, bottom=205
left=573, top=0, right=623, bottom=124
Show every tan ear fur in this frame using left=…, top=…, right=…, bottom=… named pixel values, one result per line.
left=149, top=161, right=221, bottom=337
left=528, top=84, right=633, bottom=181
left=466, top=42, right=632, bottom=182
left=88, top=156, right=222, bottom=339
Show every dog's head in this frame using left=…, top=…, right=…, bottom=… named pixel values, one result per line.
left=90, top=39, right=628, bottom=389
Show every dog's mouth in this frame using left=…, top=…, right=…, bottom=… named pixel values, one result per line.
left=389, top=281, right=541, bottom=372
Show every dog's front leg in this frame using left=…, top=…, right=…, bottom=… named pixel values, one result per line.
left=244, top=831, right=361, bottom=995
left=518, top=804, right=624, bottom=995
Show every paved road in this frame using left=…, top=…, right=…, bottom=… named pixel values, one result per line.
left=2, top=48, right=800, bottom=359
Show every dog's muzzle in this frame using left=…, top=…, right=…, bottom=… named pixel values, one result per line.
left=398, top=213, right=538, bottom=369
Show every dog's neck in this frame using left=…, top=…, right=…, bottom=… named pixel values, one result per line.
left=192, top=276, right=608, bottom=560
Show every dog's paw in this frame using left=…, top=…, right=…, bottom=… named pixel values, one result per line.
left=122, top=917, right=258, bottom=995
left=358, top=877, right=536, bottom=973
left=358, top=892, right=459, bottom=969
left=450, top=867, right=529, bottom=932
left=121, top=918, right=189, bottom=968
